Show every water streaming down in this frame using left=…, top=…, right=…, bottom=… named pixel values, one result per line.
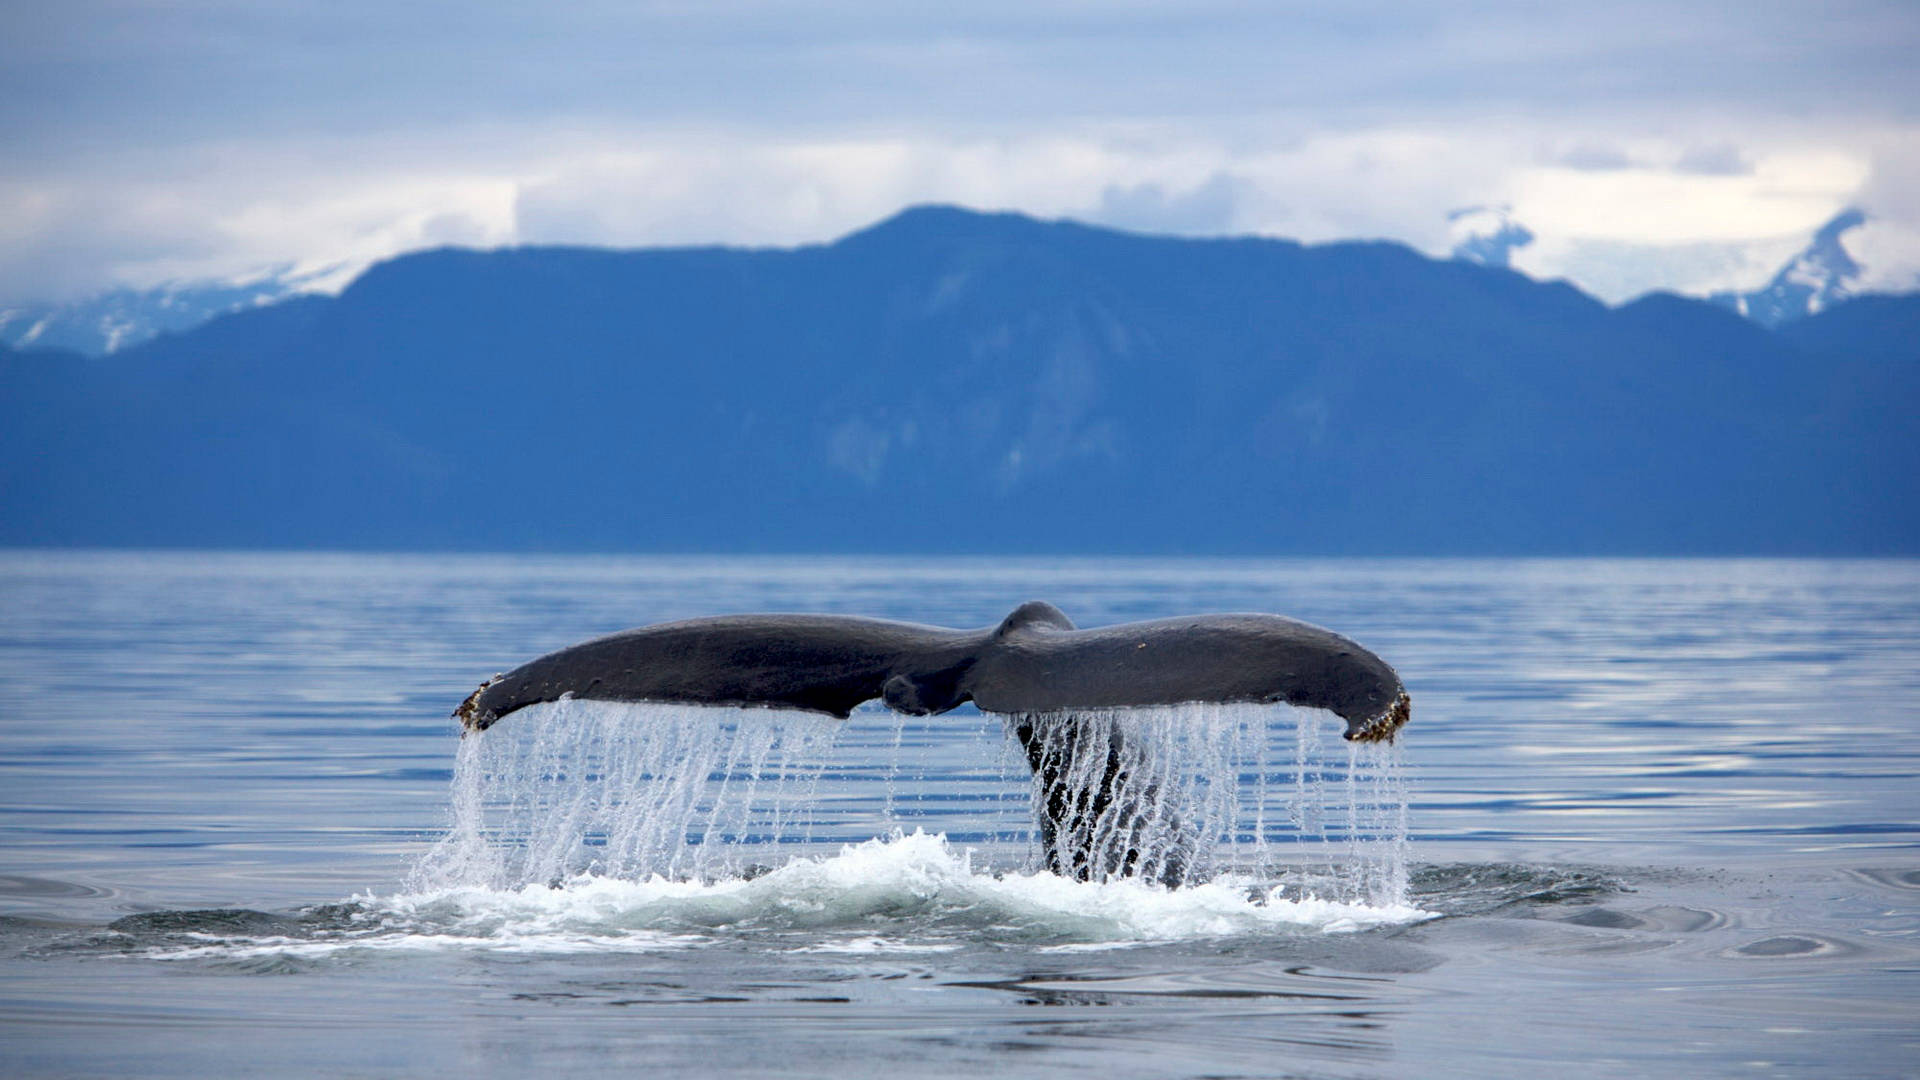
left=1008, top=703, right=1410, bottom=903
left=412, top=699, right=844, bottom=890
left=411, top=696, right=1413, bottom=907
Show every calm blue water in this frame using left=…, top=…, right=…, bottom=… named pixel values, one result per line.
left=1, top=553, right=1916, bottom=1078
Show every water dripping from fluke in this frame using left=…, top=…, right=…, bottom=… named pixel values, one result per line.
left=411, top=698, right=1417, bottom=915
left=411, top=699, right=842, bottom=892
left=1002, top=703, right=1411, bottom=903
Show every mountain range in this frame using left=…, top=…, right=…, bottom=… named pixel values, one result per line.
left=2, top=206, right=1915, bottom=553
left=5, top=205, right=1890, bottom=359
left=0, top=270, right=323, bottom=356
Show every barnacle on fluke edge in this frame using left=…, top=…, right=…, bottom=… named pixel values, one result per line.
left=1348, top=691, right=1413, bottom=744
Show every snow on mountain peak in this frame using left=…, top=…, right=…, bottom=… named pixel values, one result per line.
left=0, top=266, right=336, bottom=356
left=1447, top=206, right=1536, bottom=270
left=1710, top=208, right=1870, bottom=327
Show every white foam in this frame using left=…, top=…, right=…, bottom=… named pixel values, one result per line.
left=794, top=936, right=965, bottom=955
left=143, top=928, right=706, bottom=962
left=141, top=831, right=1435, bottom=963
left=255, top=696, right=1437, bottom=967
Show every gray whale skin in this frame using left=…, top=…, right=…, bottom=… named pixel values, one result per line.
left=454, top=602, right=1408, bottom=882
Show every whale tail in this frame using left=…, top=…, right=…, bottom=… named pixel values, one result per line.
left=452, top=603, right=1408, bottom=884
left=456, top=603, right=1408, bottom=742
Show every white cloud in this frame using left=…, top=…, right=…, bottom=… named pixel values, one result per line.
left=1849, top=221, right=1920, bottom=295
left=0, top=139, right=521, bottom=300
left=4, top=1, right=1916, bottom=307
left=1850, top=130, right=1920, bottom=294
left=1506, top=145, right=1877, bottom=299
left=512, top=136, right=1185, bottom=249
left=1094, top=174, right=1244, bottom=235
left=2, top=119, right=1916, bottom=307
left=1673, top=144, right=1753, bottom=177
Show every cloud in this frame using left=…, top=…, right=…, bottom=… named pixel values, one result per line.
left=1674, top=143, right=1754, bottom=176
left=8, top=1, right=1916, bottom=155
left=1092, top=174, right=1244, bottom=235
left=1552, top=144, right=1636, bottom=172
left=1512, top=149, right=1869, bottom=247
left=0, top=141, right=520, bottom=300
left=1848, top=220, right=1920, bottom=294
left=1849, top=133, right=1920, bottom=292
left=1494, top=144, right=1881, bottom=298
left=508, top=134, right=1224, bottom=250
left=4, top=119, right=1912, bottom=308
left=2, top=0, right=1917, bottom=306
left=1519, top=235, right=1811, bottom=303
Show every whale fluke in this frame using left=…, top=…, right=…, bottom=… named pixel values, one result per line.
left=456, top=603, right=1408, bottom=742
left=453, top=603, right=1407, bottom=885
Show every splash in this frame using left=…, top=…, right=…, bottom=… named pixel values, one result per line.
left=413, top=698, right=1412, bottom=909
left=141, top=832, right=1433, bottom=964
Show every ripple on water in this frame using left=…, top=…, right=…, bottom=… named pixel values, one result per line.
left=1847, top=867, right=1920, bottom=892
left=1552, top=901, right=1728, bottom=935
left=1728, top=934, right=1866, bottom=960
left=0, top=875, right=112, bottom=901
left=1408, top=863, right=1624, bottom=916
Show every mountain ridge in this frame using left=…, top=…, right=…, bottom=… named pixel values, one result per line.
left=2, top=206, right=1914, bottom=554
left=0, top=267, right=338, bottom=356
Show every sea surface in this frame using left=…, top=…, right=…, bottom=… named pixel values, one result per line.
left=1, top=553, right=1916, bottom=1079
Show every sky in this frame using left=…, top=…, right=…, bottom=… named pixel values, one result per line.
left=3, top=0, right=1918, bottom=304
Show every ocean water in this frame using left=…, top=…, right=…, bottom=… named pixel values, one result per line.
left=0, top=552, right=1915, bottom=1078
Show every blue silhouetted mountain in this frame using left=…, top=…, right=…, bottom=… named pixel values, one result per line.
left=2, top=205, right=1914, bottom=553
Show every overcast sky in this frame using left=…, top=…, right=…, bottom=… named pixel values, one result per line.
left=4, top=0, right=1917, bottom=303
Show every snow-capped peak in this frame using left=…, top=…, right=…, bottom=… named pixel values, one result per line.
left=1710, top=209, right=1866, bottom=327
left=0, top=265, right=337, bottom=356
left=1447, top=205, right=1536, bottom=270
